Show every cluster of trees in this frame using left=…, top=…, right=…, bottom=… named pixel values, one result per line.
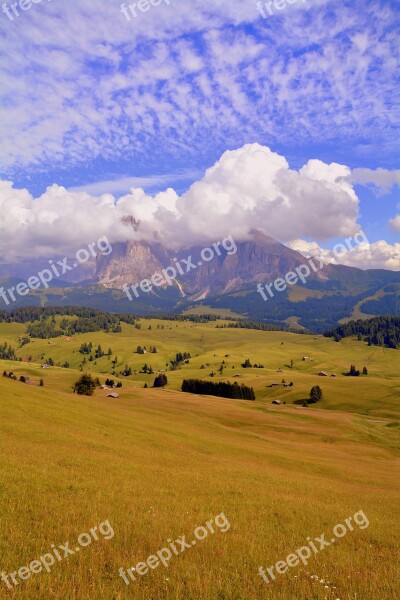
left=79, top=343, right=112, bottom=359
left=136, top=345, right=158, bottom=354
left=153, top=374, right=168, bottom=387
left=324, top=316, right=400, bottom=349
left=121, top=365, right=132, bottom=376
left=348, top=365, right=368, bottom=377
left=170, top=352, right=191, bottom=370
left=0, top=342, right=17, bottom=361
left=27, top=313, right=123, bottom=339
left=79, top=342, right=93, bottom=355
left=241, top=359, right=264, bottom=369
left=105, top=378, right=122, bottom=388
left=26, top=322, right=61, bottom=339
left=140, top=364, right=154, bottom=374
left=0, top=307, right=136, bottom=339
left=182, top=379, right=256, bottom=401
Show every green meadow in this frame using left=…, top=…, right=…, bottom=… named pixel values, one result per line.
left=0, top=319, right=399, bottom=599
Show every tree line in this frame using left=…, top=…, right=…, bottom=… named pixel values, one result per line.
left=182, top=379, right=255, bottom=401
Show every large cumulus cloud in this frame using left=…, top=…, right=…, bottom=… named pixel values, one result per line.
left=0, top=144, right=397, bottom=270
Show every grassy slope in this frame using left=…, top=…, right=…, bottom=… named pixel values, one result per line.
left=0, top=320, right=399, bottom=599
left=1, top=319, right=398, bottom=418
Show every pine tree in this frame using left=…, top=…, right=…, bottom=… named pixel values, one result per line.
left=309, top=385, right=323, bottom=404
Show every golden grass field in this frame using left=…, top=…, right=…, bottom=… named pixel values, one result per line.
left=0, top=319, right=399, bottom=599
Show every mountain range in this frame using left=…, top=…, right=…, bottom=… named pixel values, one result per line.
left=0, top=230, right=399, bottom=332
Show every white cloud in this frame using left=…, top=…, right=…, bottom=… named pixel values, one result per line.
left=389, top=214, right=400, bottom=233
left=287, top=238, right=400, bottom=271
left=0, top=143, right=366, bottom=263
left=352, top=168, right=400, bottom=192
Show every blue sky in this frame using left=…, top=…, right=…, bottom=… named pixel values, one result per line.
left=0, top=0, right=399, bottom=266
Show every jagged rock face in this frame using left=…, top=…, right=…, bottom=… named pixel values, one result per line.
left=96, top=240, right=170, bottom=289
left=95, top=230, right=328, bottom=297
left=174, top=236, right=304, bottom=296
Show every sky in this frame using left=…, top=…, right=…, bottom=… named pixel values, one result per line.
left=0, top=0, right=399, bottom=270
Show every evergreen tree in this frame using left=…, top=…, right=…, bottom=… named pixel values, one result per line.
left=309, top=385, right=323, bottom=404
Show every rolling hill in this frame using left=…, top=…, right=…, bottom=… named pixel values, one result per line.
left=1, top=316, right=399, bottom=599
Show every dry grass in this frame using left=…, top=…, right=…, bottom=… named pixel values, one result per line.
left=0, top=321, right=399, bottom=598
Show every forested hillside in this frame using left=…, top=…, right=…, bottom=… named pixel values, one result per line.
left=324, top=316, right=400, bottom=349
